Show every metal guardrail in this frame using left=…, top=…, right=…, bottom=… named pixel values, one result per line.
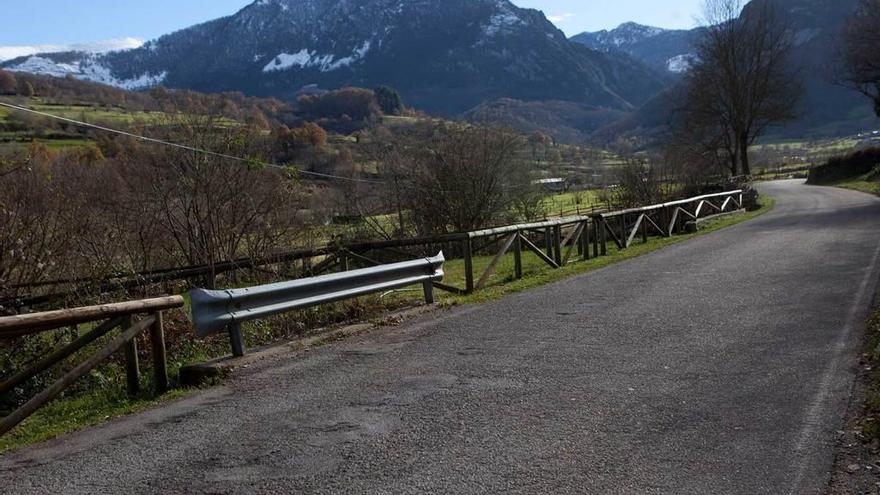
left=190, top=253, right=445, bottom=356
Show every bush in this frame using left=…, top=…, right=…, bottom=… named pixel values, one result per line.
left=807, top=147, right=880, bottom=184
left=297, top=87, right=380, bottom=122
left=374, top=85, right=404, bottom=116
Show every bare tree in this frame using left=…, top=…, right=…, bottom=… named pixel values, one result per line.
left=673, top=0, right=802, bottom=176
left=350, top=123, right=538, bottom=237
left=843, top=0, right=880, bottom=117
left=119, top=116, right=306, bottom=287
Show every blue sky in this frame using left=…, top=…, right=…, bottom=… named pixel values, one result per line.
left=0, top=0, right=704, bottom=53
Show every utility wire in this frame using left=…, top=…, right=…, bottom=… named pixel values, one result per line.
left=0, top=100, right=383, bottom=184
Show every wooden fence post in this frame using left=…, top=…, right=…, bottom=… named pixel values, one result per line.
left=544, top=227, right=553, bottom=261
left=514, top=231, right=523, bottom=279
left=121, top=315, right=140, bottom=396
left=600, top=218, right=608, bottom=256
left=582, top=221, right=591, bottom=261
left=149, top=312, right=168, bottom=393
left=592, top=219, right=600, bottom=258
left=553, top=225, right=563, bottom=266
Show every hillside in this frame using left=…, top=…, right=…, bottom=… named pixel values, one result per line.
left=464, top=98, right=625, bottom=144
left=0, top=0, right=667, bottom=117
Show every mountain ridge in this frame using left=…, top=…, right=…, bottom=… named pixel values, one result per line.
left=1, top=0, right=668, bottom=115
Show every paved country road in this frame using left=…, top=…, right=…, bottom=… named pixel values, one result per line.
left=3, top=180, right=880, bottom=494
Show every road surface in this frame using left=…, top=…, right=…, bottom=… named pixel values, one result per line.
left=3, top=180, right=880, bottom=494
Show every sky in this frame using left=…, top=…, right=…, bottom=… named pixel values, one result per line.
left=0, top=0, right=705, bottom=60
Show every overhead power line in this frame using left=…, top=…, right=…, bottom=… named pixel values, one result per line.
left=0, top=100, right=383, bottom=184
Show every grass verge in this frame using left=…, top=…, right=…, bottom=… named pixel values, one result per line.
left=822, top=179, right=880, bottom=197
left=0, top=387, right=192, bottom=454
left=0, top=195, right=774, bottom=455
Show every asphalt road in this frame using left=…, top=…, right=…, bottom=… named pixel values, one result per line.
left=3, top=180, right=880, bottom=494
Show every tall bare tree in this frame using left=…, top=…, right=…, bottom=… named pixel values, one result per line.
left=843, top=0, right=880, bottom=117
left=674, top=0, right=802, bottom=176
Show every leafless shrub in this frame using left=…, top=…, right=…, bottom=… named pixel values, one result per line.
left=603, top=156, right=674, bottom=209
left=117, top=116, right=306, bottom=287
left=352, top=123, right=537, bottom=237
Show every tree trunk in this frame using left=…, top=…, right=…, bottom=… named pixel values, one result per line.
left=729, top=146, right=739, bottom=177
left=739, top=133, right=751, bottom=176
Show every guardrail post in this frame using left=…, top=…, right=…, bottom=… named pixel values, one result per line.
left=642, top=216, right=649, bottom=244
left=618, top=216, right=626, bottom=249
left=600, top=218, right=608, bottom=256
left=514, top=231, right=523, bottom=279
left=149, top=311, right=168, bottom=393
left=592, top=219, right=600, bottom=258
left=121, top=315, right=140, bottom=396
left=464, top=239, right=474, bottom=294
left=423, top=281, right=435, bottom=304
left=229, top=323, right=245, bottom=357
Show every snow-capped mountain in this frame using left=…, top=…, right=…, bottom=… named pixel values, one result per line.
left=573, top=22, right=668, bottom=49
left=596, top=0, right=874, bottom=140
left=1, top=0, right=667, bottom=114
left=571, top=22, right=702, bottom=75
left=0, top=38, right=144, bottom=63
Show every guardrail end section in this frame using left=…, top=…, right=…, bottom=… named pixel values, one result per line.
left=190, top=287, right=234, bottom=338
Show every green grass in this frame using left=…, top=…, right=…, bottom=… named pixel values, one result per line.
left=0, top=386, right=192, bottom=454
left=0, top=98, right=171, bottom=126
left=824, top=179, right=880, bottom=197
left=543, top=190, right=604, bottom=215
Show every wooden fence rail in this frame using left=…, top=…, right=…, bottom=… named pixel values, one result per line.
left=0, top=296, right=184, bottom=436
left=5, top=190, right=745, bottom=309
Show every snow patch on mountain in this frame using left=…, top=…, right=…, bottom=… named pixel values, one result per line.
left=6, top=55, right=166, bottom=90
left=483, top=11, right=524, bottom=36
left=0, top=38, right=143, bottom=62
left=79, top=64, right=168, bottom=90
left=263, top=41, right=372, bottom=73
left=8, top=56, right=80, bottom=78
left=666, top=54, right=695, bottom=73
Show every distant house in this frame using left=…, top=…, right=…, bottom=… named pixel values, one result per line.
left=534, top=178, right=568, bottom=193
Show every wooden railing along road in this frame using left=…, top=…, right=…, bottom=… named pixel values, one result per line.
left=0, top=296, right=184, bottom=436
left=5, top=190, right=745, bottom=310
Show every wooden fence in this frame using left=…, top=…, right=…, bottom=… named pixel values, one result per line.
left=4, top=190, right=744, bottom=309
left=0, top=296, right=184, bottom=436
